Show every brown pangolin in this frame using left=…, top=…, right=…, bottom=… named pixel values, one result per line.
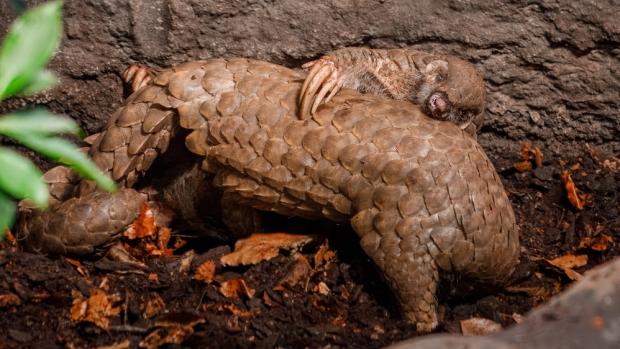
left=16, top=51, right=518, bottom=333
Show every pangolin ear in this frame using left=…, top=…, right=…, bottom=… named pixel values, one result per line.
left=423, top=59, right=449, bottom=76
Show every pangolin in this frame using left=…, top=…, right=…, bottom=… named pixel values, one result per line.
left=16, top=50, right=519, bottom=332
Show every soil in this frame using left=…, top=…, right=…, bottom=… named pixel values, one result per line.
left=0, top=1, right=619, bottom=348
left=1, top=147, right=619, bottom=349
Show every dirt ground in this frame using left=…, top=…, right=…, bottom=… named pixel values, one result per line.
left=0, top=1, right=619, bottom=348
left=1, top=146, right=618, bottom=349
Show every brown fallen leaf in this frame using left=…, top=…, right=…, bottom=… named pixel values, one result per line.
left=513, top=143, right=543, bottom=172
left=220, top=232, right=314, bottom=267
left=124, top=203, right=157, bottom=240
left=194, top=260, right=216, bottom=284
left=314, top=281, right=330, bottom=295
left=547, top=254, right=588, bottom=281
left=210, top=303, right=255, bottom=318
left=140, top=327, right=194, bottom=349
left=513, top=160, right=533, bottom=172
left=71, top=288, right=121, bottom=330
left=140, top=313, right=205, bottom=349
left=142, top=293, right=166, bottom=319
left=505, top=285, right=550, bottom=301
left=219, top=278, right=255, bottom=300
left=548, top=254, right=588, bottom=269
left=592, top=316, right=605, bottom=330
left=461, top=317, right=502, bottom=336
left=96, top=340, right=131, bottom=349
left=560, top=170, right=588, bottom=210
left=314, top=240, right=336, bottom=268
left=0, top=293, right=21, bottom=308
left=579, top=234, right=614, bottom=252
left=3, top=230, right=17, bottom=247
left=533, top=146, right=543, bottom=167
left=66, top=258, right=89, bottom=278
left=512, top=313, right=524, bottom=324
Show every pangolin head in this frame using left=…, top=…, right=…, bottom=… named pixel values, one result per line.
left=412, top=54, right=486, bottom=134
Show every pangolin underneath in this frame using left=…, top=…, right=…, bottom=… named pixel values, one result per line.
left=16, top=51, right=519, bottom=332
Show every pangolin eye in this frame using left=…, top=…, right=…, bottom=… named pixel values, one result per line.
left=426, top=91, right=451, bottom=118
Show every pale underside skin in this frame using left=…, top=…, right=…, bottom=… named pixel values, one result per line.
left=16, top=58, right=519, bottom=333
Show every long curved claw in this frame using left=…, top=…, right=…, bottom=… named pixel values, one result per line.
left=324, top=78, right=344, bottom=104
left=299, top=63, right=334, bottom=118
left=122, top=64, right=153, bottom=93
left=311, top=77, right=338, bottom=114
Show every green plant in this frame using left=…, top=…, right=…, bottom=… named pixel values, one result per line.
left=0, top=1, right=115, bottom=237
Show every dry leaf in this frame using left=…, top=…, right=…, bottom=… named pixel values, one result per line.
left=505, top=286, right=550, bottom=300
left=533, top=146, right=543, bottom=167
left=140, top=313, right=205, bottom=349
left=561, top=170, right=586, bottom=209
left=579, top=234, right=614, bottom=251
left=460, top=317, right=502, bottom=336
left=0, top=293, right=21, bottom=308
left=96, top=340, right=131, bottom=349
left=140, top=327, right=194, bottom=349
left=124, top=203, right=156, bottom=239
left=547, top=254, right=588, bottom=281
left=211, top=303, right=255, bottom=318
left=66, top=258, right=89, bottom=278
left=142, top=293, right=166, bottom=319
left=548, top=254, right=588, bottom=269
left=514, top=143, right=543, bottom=171
left=592, top=316, right=605, bottom=330
left=219, top=278, right=255, bottom=300
left=148, top=273, right=160, bottom=284
left=71, top=288, right=121, bottom=330
left=220, top=233, right=314, bottom=266
left=512, top=313, right=524, bottom=324
left=3, top=230, right=17, bottom=247
left=513, top=161, right=533, bottom=172
left=315, top=282, right=330, bottom=295
left=314, top=240, right=336, bottom=268
left=194, top=260, right=216, bottom=284
left=563, top=268, right=583, bottom=281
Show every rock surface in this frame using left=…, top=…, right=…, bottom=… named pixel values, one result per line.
left=385, top=256, right=620, bottom=349
left=0, top=0, right=618, bottom=161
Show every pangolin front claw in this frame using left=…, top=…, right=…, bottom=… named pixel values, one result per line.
left=299, top=58, right=343, bottom=119
left=122, top=64, right=154, bottom=93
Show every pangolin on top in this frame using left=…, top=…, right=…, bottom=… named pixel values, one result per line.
left=16, top=48, right=518, bottom=332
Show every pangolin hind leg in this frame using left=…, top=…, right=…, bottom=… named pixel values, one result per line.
left=351, top=208, right=440, bottom=332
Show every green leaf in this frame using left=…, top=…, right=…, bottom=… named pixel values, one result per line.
left=8, top=134, right=116, bottom=192
left=0, top=191, right=16, bottom=236
left=0, top=147, right=48, bottom=207
left=18, top=69, right=58, bottom=96
left=0, top=1, right=63, bottom=100
left=0, top=109, right=82, bottom=137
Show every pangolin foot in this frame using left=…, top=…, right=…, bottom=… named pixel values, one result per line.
left=299, top=57, right=345, bottom=117
left=122, top=64, right=154, bottom=93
